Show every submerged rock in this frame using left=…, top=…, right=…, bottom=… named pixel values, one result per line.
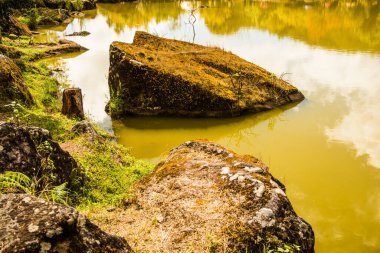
left=66, top=31, right=91, bottom=36
left=0, top=123, right=82, bottom=191
left=121, top=140, right=314, bottom=252
left=31, top=39, right=88, bottom=60
left=0, top=54, right=33, bottom=105
left=108, top=31, right=304, bottom=118
left=0, top=193, right=133, bottom=253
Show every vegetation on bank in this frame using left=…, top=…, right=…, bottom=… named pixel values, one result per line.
left=0, top=33, right=153, bottom=208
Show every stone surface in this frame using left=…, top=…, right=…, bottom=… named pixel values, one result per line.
left=8, top=16, right=32, bottom=36
left=0, top=193, right=133, bottom=253
left=0, top=122, right=82, bottom=191
left=82, top=0, right=96, bottom=10
left=31, top=39, right=88, bottom=60
left=66, top=31, right=91, bottom=36
left=37, top=8, right=71, bottom=25
left=71, top=120, right=100, bottom=142
left=115, top=140, right=314, bottom=252
left=108, top=31, right=304, bottom=118
left=0, top=54, right=33, bottom=105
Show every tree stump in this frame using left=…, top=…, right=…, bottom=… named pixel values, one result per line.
left=62, top=88, right=84, bottom=119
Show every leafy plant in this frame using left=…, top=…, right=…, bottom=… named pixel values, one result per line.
left=229, top=72, right=245, bottom=98
left=0, top=171, right=69, bottom=204
left=260, top=243, right=301, bottom=253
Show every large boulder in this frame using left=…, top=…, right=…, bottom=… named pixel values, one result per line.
left=0, top=193, right=133, bottom=253
left=107, top=32, right=304, bottom=118
left=0, top=123, right=82, bottom=191
left=117, top=140, right=314, bottom=252
left=0, top=54, right=33, bottom=105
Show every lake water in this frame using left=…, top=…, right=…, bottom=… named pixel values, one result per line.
left=37, top=1, right=380, bottom=252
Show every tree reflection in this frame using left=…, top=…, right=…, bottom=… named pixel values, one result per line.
left=196, top=0, right=380, bottom=53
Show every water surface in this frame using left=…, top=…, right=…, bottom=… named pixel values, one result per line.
left=38, top=1, right=380, bottom=252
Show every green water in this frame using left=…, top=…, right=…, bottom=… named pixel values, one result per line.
left=39, top=1, right=380, bottom=252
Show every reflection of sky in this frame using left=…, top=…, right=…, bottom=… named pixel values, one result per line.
left=52, top=10, right=380, bottom=168
left=38, top=4, right=380, bottom=252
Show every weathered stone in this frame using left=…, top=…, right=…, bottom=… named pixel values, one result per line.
left=0, top=193, right=133, bottom=253
left=0, top=123, right=82, bottom=191
left=82, top=0, right=96, bottom=10
left=31, top=39, right=88, bottom=60
left=71, top=120, right=100, bottom=142
left=0, top=54, right=33, bottom=105
left=108, top=32, right=304, bottom=118
left=62, top=88, right=85, bottom=119
left=36, top=7, right=71, bottom=25
left=121, top=140, right=314, bottom=252
left=7, top=16, right=32, bottom=36
left=66, top=31, right=91, bottom=36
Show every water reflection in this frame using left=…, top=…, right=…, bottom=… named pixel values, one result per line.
left=97, top=2, right=184, bottom=33
left=198, top=0, right=380, bottom=53
left=326, top=87, right=380, bottom=168
left=113, top=103, right=298, bottom=161
left=36, top=1, right=380, bottom=252
left=96, top=0, right=380, bottom=53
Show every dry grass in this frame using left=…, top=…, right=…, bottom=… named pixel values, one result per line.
left=84, top=140, right=314, bottom=253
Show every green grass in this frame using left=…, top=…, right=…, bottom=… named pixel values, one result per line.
left=1, top=33, right=154, bottom=209
left=71, top=137, right=154, bottom=208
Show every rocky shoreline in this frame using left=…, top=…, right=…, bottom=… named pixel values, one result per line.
left=0, top=1, right=314, bottom=252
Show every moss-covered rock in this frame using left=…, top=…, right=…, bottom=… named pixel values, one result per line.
left=31, top=39, right=88, bottom=60
left=108, top=31, right=304, bottom=118
left=0, top=54, right=33, bottom=105
left=95, top=140, right=314, bottom=252
left=0, top=122, right=83, bottom=193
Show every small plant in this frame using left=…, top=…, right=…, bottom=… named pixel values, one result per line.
left=68, top=0, right=84, bottom=11
left=6, top=101, right=29, bottom=126
left=260, top=243, right=301, bottom=253
left=0, top=171, right=69, bottom=204
left=229, top=71, right=245, bottom=98
left=28, top=8, right=39, bottom=30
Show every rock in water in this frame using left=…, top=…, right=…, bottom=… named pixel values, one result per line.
left=122, top=140, right=314, bottom=252
left=0, top=193, right=133, bottom=253
left=108, top=31, right=304, bottom=118
left=0, top=123, right=82, bottom=191
left=62, top=88, right=85, bottom=119
left=0, top=54, right=33, bottom=105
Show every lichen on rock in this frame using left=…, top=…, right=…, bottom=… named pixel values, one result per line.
left=0, top=193, right=133, bottom=253
left=107, top=31, right=304, bottom=118
left=0, top=122, right=83, bottom=192
left=94, top=140, right=314, bottom=252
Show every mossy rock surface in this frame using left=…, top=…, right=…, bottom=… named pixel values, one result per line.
left=0, top=54, right=33, bottom=105
left=108, top=31, right=304, bottom=118
left=0, top=193, right=133, bottom=253
left=91, top=140, right=314, bottom=252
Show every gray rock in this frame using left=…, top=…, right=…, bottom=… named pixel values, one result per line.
left=0, top=123, right=83, bottom=191
left=0, top=193, right=133, bottom=253
left=125, top=140, right=315, bottom=252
